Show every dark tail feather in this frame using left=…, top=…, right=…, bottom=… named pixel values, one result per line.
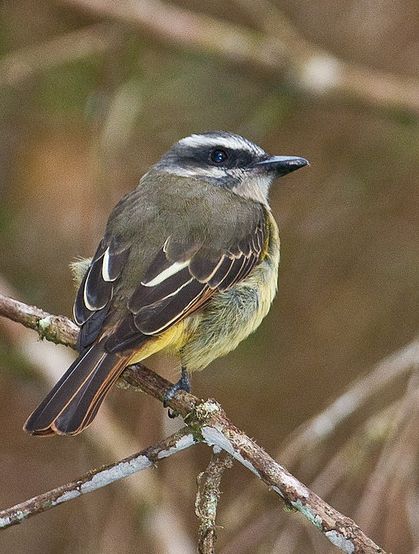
left=24, top=341, right=127, bottom=436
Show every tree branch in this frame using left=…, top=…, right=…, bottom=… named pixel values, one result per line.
left=0, top=294, right=78, bottom=347
left=61, top=0, right=419, bottom=117
left=0, top=293, right=386, bottom=553
left=196, top=452, right=233, bottom=553
left=0, top=427, right=195, bottom=529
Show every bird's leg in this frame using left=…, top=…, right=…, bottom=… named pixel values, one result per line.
left=163, top=367, right=191, bottom=410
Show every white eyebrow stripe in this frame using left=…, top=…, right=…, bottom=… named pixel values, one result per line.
left=179, top=134, right=264, bottom=155
left=142, top=260, right=189, bottom=287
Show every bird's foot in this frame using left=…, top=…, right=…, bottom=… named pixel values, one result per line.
left=163, top=368, right=190, bottom=417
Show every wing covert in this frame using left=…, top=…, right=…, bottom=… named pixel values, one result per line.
left=73, top=238, right=130, bottom=351
left=105, top=214, right=267, bottom=353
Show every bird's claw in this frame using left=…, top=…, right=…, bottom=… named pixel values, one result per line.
left=163, top=369, right=191, bottom=417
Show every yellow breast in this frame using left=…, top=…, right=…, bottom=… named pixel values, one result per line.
left=178, top=211, right=280, bottom=371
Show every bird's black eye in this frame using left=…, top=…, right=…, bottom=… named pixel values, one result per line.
left=209, top=148, right=228, bottom=165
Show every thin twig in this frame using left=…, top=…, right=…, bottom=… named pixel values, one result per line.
left=0, top=294, right=386, bottom=553
left=0, top=427, right=195, bottom=529
left=196, top=452, right=233, bottom=554
left=61, top=0, right=419, bottom=117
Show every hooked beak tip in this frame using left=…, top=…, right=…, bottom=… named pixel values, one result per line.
left=255, top=155, right=310, bottom=176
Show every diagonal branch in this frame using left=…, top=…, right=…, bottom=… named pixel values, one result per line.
left=0, top=426, right=196, bottom=529
left=60, top=0, right=419, bottom=117
left=0, top=293, right=386, bottom=553
left=2, top=1, right=417, bottom=116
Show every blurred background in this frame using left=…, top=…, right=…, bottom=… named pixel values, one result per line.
left=0, top=1, right=418, bottom=552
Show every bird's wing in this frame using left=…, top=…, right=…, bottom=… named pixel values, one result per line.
left=72, top=177, right=268, bottom=356
left=102, top=215, right=267, bottom=353
left=73, top=237, right=131, bottom=351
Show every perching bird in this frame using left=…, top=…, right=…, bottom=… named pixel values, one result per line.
left=24, top=131, right=308, bottom=436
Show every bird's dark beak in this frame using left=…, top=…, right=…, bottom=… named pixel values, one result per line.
left=254, top=155, right=309, bottom=177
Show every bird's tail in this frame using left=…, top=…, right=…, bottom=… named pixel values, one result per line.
left=24, top=340, right=128, bottom=436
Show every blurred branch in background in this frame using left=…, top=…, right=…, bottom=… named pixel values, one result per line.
left=224, top=338, right=419, bottom=552
left=279, top=338, right=419, bottom=466
left=221, top=401, right=402, bottom=553
left=0, top=23, right=120, bottom=88
left=354, top=371, right=419, bottom=545
left=57, top=0, right=419, bottom=117
left=0, top=0, right=417, bottom=115
left=0, top=293, right=386, bottom=553
left=221, top=334, right=419, bottom=538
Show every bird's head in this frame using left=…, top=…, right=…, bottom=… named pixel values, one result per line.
left=152, top=131, right=309, bottom=204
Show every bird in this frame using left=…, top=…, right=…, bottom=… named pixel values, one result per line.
left=24, top=131, right=308, bottom=436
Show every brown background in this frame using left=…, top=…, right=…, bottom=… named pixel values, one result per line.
left=0, top=1, right=418, bottom=552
